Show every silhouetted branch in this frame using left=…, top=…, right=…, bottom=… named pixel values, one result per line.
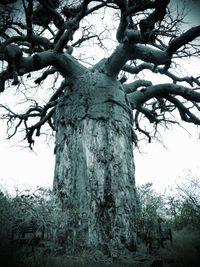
left=165, top=95, right=200, bottom=125
left=128, top=83, right=200, bottom=109
left=34, top=67, right=57, bottom=84
left=0, top=81, right=67, bottom=148
left=135, top=110, right=151, bottom=143
left=124, top=80, right=152, bottom=94
left=167, top=26, right=200, bottom=56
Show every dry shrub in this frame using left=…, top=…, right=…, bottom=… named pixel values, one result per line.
left=160, top=227, right=200, bottom=267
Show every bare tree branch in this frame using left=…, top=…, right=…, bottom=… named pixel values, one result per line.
left=1, top=0, right=200, bottom=145
left=122, top=62, right=200, bottom=87
left=0, top=49, right=87, bottom=89
left=167, top=26, right=200, bottom=56
left=34, top=67, right=57, bottom=84
left=128, top=83, right=200, bottom=109
left=165, top=95, right=200, bottom=125
left=139, top=0, right=170, bottom=43
left=0, top=80, right=67, bottom=148
left=123, top=80, right=152, bottom=94
left=135, top=109, right=152, bottom=143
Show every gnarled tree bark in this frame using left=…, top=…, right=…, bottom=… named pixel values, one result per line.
left=53, top=70, right=138, bottom=258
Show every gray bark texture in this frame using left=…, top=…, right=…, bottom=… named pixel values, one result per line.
left=53, top=70, right=138, bottom=259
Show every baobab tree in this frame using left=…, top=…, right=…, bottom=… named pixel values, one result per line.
left=0, top=0, right=200, bottom=260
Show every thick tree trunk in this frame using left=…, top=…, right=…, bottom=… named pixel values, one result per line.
left=53, top=70, right=138, bottom=259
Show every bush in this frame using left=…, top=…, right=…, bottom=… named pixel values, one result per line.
left=0, top=186, right=64, bottom=263
left=166, top=176, right=200, bottom=231
left=160, top=227, right=200, bottom=267
left=0, top=176, right=200, bottom=266
left=0, top=190, right=13, bottom=246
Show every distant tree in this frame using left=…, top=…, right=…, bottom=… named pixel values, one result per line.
left=0, top=0, right=200, bottom=260
left=0, top=190, right=12, bottom=247
left=138, top=182, right=165, bottom=214
left=137, top=183, right=166, bottom=248
left=167, top=177, right=200, bottom=230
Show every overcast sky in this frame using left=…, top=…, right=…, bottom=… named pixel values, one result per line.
left=0, top=117, right=199, bottom=195
left=0, top=0, right=200, bottom=195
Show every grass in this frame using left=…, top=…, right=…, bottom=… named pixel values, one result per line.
left=2, top=227, right=200, bottom=267
left=1, top=247, right=154, bottom=267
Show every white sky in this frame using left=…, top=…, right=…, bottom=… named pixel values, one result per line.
left=0, top=138, right=55, bottom=193
left=0, top=121, right=199, bottom=195
left=135, top=125, right=200, bottom=193
left=0, top=0, right=200, bottom=195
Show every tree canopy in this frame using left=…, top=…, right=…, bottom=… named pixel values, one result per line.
left=0, top=0, right=200, bottom=147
